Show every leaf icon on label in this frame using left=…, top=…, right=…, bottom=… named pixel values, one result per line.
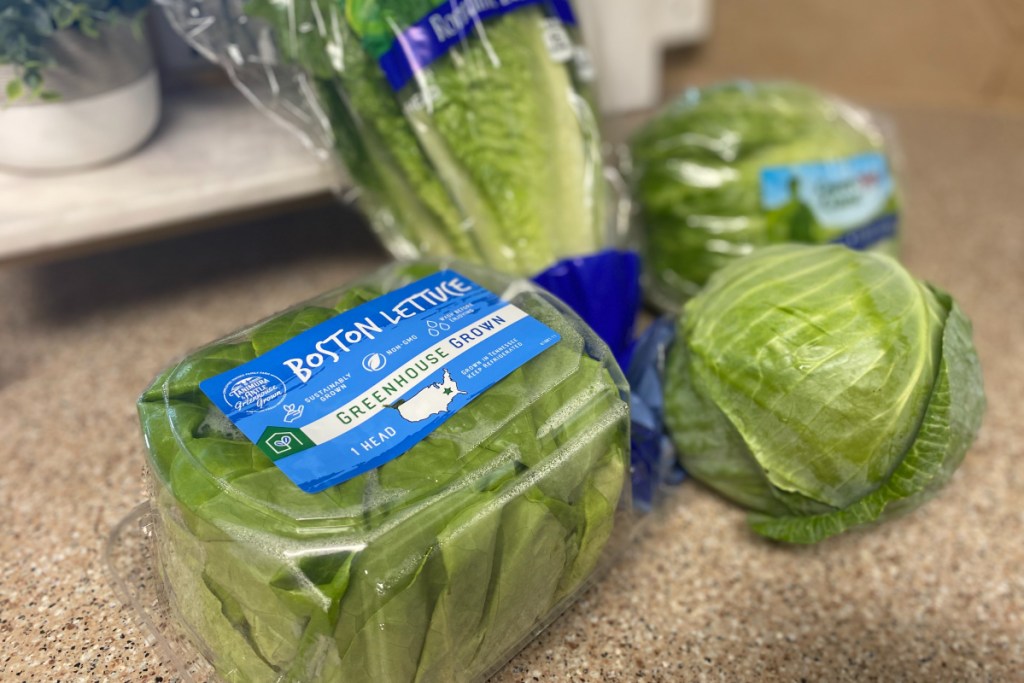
left=259, top=429, right=309, bottom=458
left=362, top=353, right=387, bottom=372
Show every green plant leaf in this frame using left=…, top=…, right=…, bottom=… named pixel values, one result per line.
left=0, top=0, right=150, bottom=98
left=5, top=78, right=22, bottom=101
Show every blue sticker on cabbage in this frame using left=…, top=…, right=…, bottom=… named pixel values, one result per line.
left=760, top=151, right=898, bottom=249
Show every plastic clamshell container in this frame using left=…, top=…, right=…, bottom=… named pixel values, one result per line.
left=137, top=261, right=633, bottom=683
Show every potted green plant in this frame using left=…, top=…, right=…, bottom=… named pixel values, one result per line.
left=0, top=0, right=161, bottom=171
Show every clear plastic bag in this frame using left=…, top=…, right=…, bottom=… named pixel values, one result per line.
left=136, top=260, right=633, bottom=682
left=628, top=81, right=904, bottom=311
left=159, top=0, right=613, bottom=277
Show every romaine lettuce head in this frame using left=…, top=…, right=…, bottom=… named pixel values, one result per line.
left=664, top=245, right=985, bottom=544
left=630, top=81, right=900, bottom=310
left=138, top=262, right=631, bottom=682
left=168, top=0, right=607, bottom=276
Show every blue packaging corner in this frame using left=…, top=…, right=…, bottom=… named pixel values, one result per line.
left=532, top=249, right=642, bottom=369
left=533, top=252, right=683, bottom=510
left=625, top=316, right=686, bottom=511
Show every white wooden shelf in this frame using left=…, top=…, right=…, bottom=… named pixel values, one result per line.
left=0, top=85, right=340, bottom=263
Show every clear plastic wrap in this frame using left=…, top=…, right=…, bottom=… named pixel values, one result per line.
left=136, top=260, right=633, bottom=683
left=159, top=0, right=612, bottom=277
left=629, top=81, right=903, bottom=312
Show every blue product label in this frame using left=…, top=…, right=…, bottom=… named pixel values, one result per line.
left=760, top=152, right=899, bottom=249
left=378, top=0, right=578, bottom=91
left=200, top=271, right=561, bottom=493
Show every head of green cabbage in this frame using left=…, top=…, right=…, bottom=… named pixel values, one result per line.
left=630, top=81, right=901, bottom=311
left=664, top=245, right=985, bottom=543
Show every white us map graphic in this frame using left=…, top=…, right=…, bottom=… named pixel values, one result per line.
left=395, top=369, right=467, bottom=423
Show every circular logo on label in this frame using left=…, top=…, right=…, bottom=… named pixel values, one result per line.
left=362, top=353, right=387, bottom=373
left=223, top=372, right=287, bottom=415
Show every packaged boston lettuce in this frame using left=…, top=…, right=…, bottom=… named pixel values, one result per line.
left=137, top=261, right=632, bottom=683
left=630, top=81, right=903, bottom=311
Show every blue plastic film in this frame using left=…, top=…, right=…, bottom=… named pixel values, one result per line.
left=532, top=249, right=642, bottom=369
left=378, top=0, right=579, bottom=91
left=625, top=316, right=686, bottom=510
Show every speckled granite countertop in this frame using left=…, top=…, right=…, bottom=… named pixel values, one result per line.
left=2, top=107, right=1022, bottom=682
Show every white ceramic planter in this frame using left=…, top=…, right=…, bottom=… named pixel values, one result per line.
left=0, top=22, right=161, bottom=172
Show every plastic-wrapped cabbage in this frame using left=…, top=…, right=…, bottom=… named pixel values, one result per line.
left=159, top=0, right=609, bottom=277
left=630, top=81, right=901, bottom=310
left=138, top=262, right=631, bottom=682
left=664, top=245, right=985, bottom=544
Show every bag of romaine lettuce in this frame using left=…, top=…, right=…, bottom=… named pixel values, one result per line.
left=158, top=0, right=613, bottom=274
left=159, top=0, right=640, bottom=363
left=138, top=261, right=632, bottom=683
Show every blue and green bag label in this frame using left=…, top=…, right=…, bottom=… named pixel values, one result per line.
left=200, top=271, right=561, bottom=493
left=761, top=151, right=899, bottom=250
left=363, top=0, right=579, bottom=91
